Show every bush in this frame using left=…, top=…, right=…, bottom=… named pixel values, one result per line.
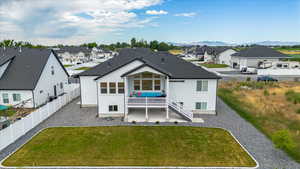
left=296, top=109, right=300, bottom=114
left=272, top=130, right=296, bottom=151
left=285, top=90, right=300, bottom=104
left=155, top=121, right=160, bottom=124
left=272, top=92, right=277, bottom=95
left=246, top=77, right=251, bottom=82
left=263, top=90, right=270, bottom=96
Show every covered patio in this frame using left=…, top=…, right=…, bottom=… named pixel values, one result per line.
left=127, top=108, right=188, bottom=122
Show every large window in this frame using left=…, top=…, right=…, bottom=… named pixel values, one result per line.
left=134, top=80, right=140, bottom=90
left=142, top=72, right=152, bottom=78
left=118, top=82, right=124, bottom=94
left=196, top=102, right=207, bottom=110
left=109, top=105, right=118, bottom=112
left=109, top=82, right=116, bottom=94
left=2, top=93, right=9, bottom=104
left=13, top=94, right=21, bottom=102
left=100, top=83, right=107, bottom=94
left=196, top=80, right=208, bottom=91
left=154, top=80, right=161, bottom=90
left=142, top=80, right=153, bottom=90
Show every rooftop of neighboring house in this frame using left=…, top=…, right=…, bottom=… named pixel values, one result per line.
left=0, top=47, right=68, bottom=90
left=55, top=46, right=92, bottom=55
left=76, top=48, right=220, bottom=79
left=232, top=45, right=291, bottom=58
left=186, top=45, right=233, bottom=56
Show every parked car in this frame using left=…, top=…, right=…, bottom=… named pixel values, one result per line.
left=240, top=66, right=257, bottom=74
left=257, top=76, right=278, bottom=82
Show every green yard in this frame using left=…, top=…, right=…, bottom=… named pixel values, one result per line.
left=0, top=108, right=16, bottom=117
left=63, top=64, right=73, bottom=68
left=200, top=63, right=229, bottom=68
left=2, top=126, right=256, bottom=167
left=75, top=67, right=91, bottom=71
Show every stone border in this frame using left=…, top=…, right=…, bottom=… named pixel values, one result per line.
left=0, top=125, right=259, bottom=169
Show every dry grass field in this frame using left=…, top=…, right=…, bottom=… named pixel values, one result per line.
left=218, top=81, right=300, bottom=162
left=168, top=49, right=183, bottom=55
left=278, top=50, right=300, bottom=55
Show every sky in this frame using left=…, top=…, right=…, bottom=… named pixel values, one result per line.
left=0, top=0, right=300, bottom=45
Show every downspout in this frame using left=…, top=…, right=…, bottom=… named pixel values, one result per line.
left=215, top=79, right=218, bottom=116
left=79, top=77, right=82, bottom=108
left=32, top=90, right=36, bottom=108
left=96, top=80, right=99, bottom=117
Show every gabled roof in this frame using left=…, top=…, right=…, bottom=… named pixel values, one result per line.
left=77, top=48, right=220, bottom=79
left=232, top=45, right=291, bottom=58
left=0, top=47, right=69, bottom=90
left=55, top=46, right=92, bottom=55
left=120, top=63, right=172, bottom=78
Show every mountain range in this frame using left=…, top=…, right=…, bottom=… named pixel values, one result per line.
left=169, top=41, right=300, bottom=46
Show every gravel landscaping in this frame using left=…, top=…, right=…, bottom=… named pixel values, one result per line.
left=0, top=98, right=300, bottom=169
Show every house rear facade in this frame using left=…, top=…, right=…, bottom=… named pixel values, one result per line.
left=0, top=47, right=69, bottom=108
left=77, top=48, right=220, bottom=122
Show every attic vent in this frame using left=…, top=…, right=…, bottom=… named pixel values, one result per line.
left=161, top=58, right=165, bottom=63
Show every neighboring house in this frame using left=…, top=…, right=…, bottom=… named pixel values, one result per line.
left=184, top=46, right=236, bottom=64
left=231, top=45, right=291, bottom=69
left=215, top=48, right=237, bottom=65
left=76, top=48, right=220, bottom=122
left=55, top=46, right=92, bottom=65
left=0, top=47, right=69, bottom=108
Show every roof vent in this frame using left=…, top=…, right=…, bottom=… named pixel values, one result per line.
left=161, top=57, right=165, bottom=63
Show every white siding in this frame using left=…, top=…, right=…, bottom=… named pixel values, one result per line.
left=33, top=52, right=69, bottom=107
left=96, top=60, right=144, bottom=116
left=218, top=49, right=236, bottom=65
left=80, top=76, right=98, bottom=106
left=169, top=79, right=217, bottom=114
left=0, top=90, right=33, bottom=108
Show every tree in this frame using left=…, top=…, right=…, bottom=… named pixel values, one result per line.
left=157, top=42, right=170, bottom=51
left=150, top=40, right=159, bottom=50
left=130, top=38, right=137, bottom=48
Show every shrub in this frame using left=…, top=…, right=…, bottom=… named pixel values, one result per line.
left=285, top=90, right=300, bottom=104
left=155, top=121, right=160, bottom=124
left=272, top=92, right=277, bottom=95
left=272, top=130, right=296, bottom=151
left=296, top=109, right=300, bottom=114
left=246, top=77, right=251, bottom=82
left=174, top=121, right=178, bottom=124
left=132, top=121, right=136, bottom=124
left=263, top=90, right=270, bottom=96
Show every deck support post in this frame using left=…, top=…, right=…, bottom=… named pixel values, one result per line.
left=124, top=76, right=128, bottom=121
left=145, top=97, right=149, bottom=121
left=166, top=76, right=170, bottom=121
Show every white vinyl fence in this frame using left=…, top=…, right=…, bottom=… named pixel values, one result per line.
left=0, top=86, right=80, bottom=151
left=257, top=68, right=300, bottom=76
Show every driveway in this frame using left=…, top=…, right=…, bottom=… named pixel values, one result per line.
left=0, top=98, right=299, bottom=169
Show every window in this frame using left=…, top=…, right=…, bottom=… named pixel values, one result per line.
left=118, top=82, right=124, bottom=94
left=196, top=80, right=208, bottom=91
left=196, top=102, right=207, bottom=110
left=142, top=72, right=152, bottom=78
left=40, top=90, right=43, bottom=94
left=154, top=74, right=160, bottom=78
left=2, top=93, right=9, bottom=104
left=154, top=80, right=161, bottom=90
left=13, top=94, right=21, bottom=102
left=51, top=66, right=55, bottom=75
left=60, top=82, right=64, bottom=89
left=142, top=80, right=153, bottom=90
left=100, top=83, right=107, bottom=94
left=134, top=80, right=140, bottom=90
left=109, top=105, right=118, bottom=112
left=109, top=82, right=116, bottom=94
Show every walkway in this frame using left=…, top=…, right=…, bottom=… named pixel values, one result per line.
left=0, top=98, right=299, bottom=169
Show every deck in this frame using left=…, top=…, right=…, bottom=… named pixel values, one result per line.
left=126, top=97, right=167, bottom=108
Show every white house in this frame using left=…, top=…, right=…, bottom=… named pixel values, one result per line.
left=231, top=45, right=291, bottom=69
left=0, top=47, right=69, bottom=108
left=76, top=48, right=220, bottom=122
left=216, top=48, right=237, bottom=65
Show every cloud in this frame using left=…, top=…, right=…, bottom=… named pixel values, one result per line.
left=0, top=0, right=163, bottom=45
left=174, top=12, right=197, bottom=17
left=146, top=10, right=168, bottom=15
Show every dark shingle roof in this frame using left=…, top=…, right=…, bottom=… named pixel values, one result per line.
left=0, top=47, right=68, bottom=90
left=77, top=48, right=220, bottom=79
left=56, top=46, right=92, bottom=55
left=232, top=45, right=290, bottom=58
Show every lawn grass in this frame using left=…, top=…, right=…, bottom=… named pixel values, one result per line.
left=2, top=126, right=256, bottom=167
left=74, top=67, right=91, bottom=71
left=63, top=64, right=73, bottom=68
left=200, top=63, right=229, bottom=68
left=0, top=108, right=17, bottom=117
left=168, top=49, right=184, bottom=55
left=218, top=81, right=300, bottom=163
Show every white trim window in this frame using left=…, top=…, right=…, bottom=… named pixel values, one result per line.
left=100, top=82, right=108, bottom=94
left=133, top=72, right=161, bottom=91
left=2, top=93, right=9, bottom=104
left=109, top=105, right=118, bottom=112
left=13, top=94, right=21, bottom=102
left=118, top=82, right=125, bottom=94
left=109, top=82, right=116, bottom=94
left=196, top=102, right=207, bottom=110
left=196, top=80, right=208, bottom=92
